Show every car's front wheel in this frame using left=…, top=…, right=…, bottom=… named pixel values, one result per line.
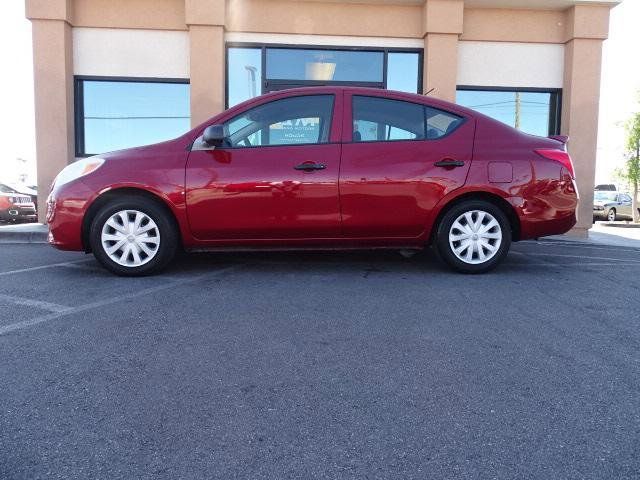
left=89, top=196, right=178, bottom=276
left=434, top=200, right=511, bottom=274
left=607, top=208, right=617, bottom=222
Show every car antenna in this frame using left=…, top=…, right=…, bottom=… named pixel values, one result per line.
left=424, top=88, right=436, bottom=96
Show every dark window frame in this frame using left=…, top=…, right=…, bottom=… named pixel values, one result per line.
left=225, top=43, right=424, bottom=109
left=456, top=85, right=562, bottom=136
left=74, top=75, right=191, bottom=157
left=350, top=95, right=465, bottom=144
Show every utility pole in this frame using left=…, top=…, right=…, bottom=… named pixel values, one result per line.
left=514, top=92, right=521, bottom=130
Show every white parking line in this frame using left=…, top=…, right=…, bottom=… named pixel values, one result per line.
left=506, top=262, right=640, bottom=267
left=519, top=252, right=640, bottom=263
left=0, top=294, right=71, bottom=313
left=0, top=264, right=242, bottom=336
left=526, top=241, right=640, bottom=252
left=0, top=259, right=93, bottom=277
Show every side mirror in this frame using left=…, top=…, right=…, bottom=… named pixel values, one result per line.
left=203, top=124, right=226, bottom=147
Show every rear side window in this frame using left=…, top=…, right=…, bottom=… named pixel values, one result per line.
left=426, top=107, right=463, bottom=140
left=352, top=96, right=462, bottom=142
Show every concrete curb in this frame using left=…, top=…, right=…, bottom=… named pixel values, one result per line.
left=600, top=222, right=640, bottom=229
left=0, top=224, right=48, bottom=244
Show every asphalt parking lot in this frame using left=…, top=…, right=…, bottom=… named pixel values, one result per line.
left=1, top=241, right=640, bottom=479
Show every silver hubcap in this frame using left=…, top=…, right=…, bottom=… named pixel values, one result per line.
left=449, top=210, right=502, bottom=265
left=101, top=210, right=160, bottom=267
left=608, top=210, right=615, bottom=221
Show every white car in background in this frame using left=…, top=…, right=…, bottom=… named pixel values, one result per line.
left=593, top=191, right=636, bottom=222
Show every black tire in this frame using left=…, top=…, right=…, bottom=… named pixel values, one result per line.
left=433, top=200, right=512, bottom=274
left=89, top=195, right=178, bottom=276
left=607, top=208, right=617, bottom=222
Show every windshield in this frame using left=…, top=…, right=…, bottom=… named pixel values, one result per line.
left=0, top=183, right=17, bottom=194
left=594, top=192, right=617, bottom=202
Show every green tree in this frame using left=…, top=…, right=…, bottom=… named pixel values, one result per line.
left=621, top=111, right=640, bottom=222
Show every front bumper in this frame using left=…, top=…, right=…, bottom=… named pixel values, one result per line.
left=47, top=180, right=93, bottom=251
left=0, top=204, right=37, bottom=222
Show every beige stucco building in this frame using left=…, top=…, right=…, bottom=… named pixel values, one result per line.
left=26, top=0, right=620, bottom=233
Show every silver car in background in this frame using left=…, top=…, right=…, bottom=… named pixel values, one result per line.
left=593, top=191, right=635, bottom=221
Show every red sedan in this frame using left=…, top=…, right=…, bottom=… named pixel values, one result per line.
left=47, top=87, right=577, bottom=275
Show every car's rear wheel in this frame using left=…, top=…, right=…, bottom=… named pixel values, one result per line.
left=434, top=200, right=511, bottom=274
left=89, top=196, right=178, bottom=276
left=607, top=208, right=617, bottom=222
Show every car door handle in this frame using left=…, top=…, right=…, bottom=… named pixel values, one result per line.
left=434, top=159, right=465, bottom=168
left=294, top=163, right=326, bottom=171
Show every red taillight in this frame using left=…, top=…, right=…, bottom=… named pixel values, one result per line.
left=534, top=148, right=575, bottom=178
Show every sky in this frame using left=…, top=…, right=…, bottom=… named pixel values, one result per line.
left=0, top=0, right=638, bottom=186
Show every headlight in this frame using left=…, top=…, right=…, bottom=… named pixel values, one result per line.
left=593, top=205, right=604, bottom=211
left=53, top=157, right=104, bottom=188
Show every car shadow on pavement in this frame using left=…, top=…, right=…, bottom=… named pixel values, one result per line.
left=165, top=249, right=447, bottom=277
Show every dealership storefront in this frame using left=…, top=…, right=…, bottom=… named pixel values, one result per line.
left=26, top=0, right=618, bottom=233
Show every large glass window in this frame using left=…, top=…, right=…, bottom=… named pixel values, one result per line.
left=226, top=45, right=422, bottom=107
left=75, top=78, right=190, bottom=156
left=266, top=49, right=383, bottom=82
left=227, top=47, right=262, bottom=107
left=223, top=95, right=334, bottom=148
left=387, top=52, right=420, bottom=94
left=456, top=88, right=560, bottom=136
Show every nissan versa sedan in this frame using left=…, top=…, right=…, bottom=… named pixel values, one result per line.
left=47, top=87, right=578, bottom=275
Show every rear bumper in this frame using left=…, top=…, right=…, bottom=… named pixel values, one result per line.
left=517, top=178, right=579, bottom=240
left=520, top=210, right=577, bottom=239
left=47, top=180, right=93, bottom=251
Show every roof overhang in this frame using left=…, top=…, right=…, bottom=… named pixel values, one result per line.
left=464, top=0, right=621, bottom=9
left=301, top=0, right=622, bottom=10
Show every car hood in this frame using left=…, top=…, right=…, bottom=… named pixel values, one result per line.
left=92, top=137, right=186, bottom=163
left=593, top=201, right=615, bottom=207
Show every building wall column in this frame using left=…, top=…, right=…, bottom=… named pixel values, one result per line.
left=561, top=5, right=611, bottom=233
left=422, top=0, right=463, bottom=102
left=26, top=0, right=74, bottom=221
left=186, top=0, right=225, bottom=126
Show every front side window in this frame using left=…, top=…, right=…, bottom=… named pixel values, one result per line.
left=456, top=88, right=560, bottom=136
left=223, top=95, right=334, bottom=148
left=352, top=96, right=462, bottom=143
left=75, top=78, right=190, bottom=156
